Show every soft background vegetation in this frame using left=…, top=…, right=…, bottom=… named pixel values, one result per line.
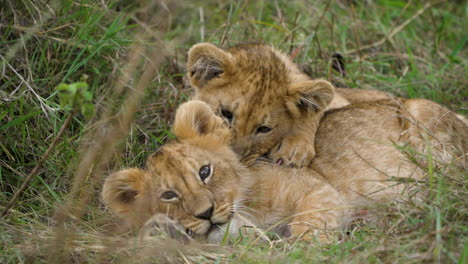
left=0, top=0, right=466, bottom=263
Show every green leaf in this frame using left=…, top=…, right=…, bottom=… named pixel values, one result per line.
left=82, top=91, right=92, bottom=101
left=55, top=81, right=94, bottom=117
left=81, top=104, right=94, bottom=118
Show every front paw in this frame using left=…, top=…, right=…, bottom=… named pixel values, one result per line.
left=139, top=214, right=192, bottom=243
left=270, top=137, right=315, bottom=168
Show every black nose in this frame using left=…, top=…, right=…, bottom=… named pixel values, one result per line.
left=195, top=206, right=214, bottom=220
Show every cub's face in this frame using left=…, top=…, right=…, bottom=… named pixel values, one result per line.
left=102, top=101, right=251, bottom=238
left=187, top=43, right=334, bottom=163
left=196, top=86, right=293, bottom=164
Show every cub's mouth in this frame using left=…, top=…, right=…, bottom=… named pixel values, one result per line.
left=140, top=204, right=241, bottom=243
left=188, top=207, right=237, bottom=241
left=198, top=213, right=234, bottom=236
left=186, top=222, right=226, bottom=238
left=139, top=214, right=226, bottom=243
left=171, top=209, right=234, bottom=239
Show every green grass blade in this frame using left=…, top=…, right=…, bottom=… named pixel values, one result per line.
left=0, top=111, right=41, bottom=131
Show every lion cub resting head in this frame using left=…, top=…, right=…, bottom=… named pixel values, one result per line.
left=102, top=101, right=346, bottom=243
left=187, top=43, right=344, bottom=168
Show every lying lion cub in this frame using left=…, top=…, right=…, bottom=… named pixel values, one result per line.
left=103, top=101, right=346, bottom=243
left=102, top=99, right=466, bottom=243
left=187, top=43, right=390, bottom=168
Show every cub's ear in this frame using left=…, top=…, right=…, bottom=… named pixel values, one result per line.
left=102, top=168, right=147, bottom=218
left=285, top=79, right=335, bottom=118
left=187, top=43, right=233, bottom=89
left=173, top=100, right=226, bottom=140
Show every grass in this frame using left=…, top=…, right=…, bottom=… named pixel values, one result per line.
left=0, top=0, right=467, bottom=263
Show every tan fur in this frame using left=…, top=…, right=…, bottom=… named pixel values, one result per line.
left=186, top=43, right=390, bottom=168
left=102, top=101, right=346, bottom=243
left=336, top=87, right=391, bottom=104
left=312, top=98, right=467, bottom=206
left=101, top=99, right=467, bottom=243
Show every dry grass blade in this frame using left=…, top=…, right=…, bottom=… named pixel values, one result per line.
left=48, top=38, right=169, bottom=262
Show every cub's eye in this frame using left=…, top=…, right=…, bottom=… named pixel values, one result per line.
left=199, top=165, right=212, bottom=183
left=161, top=191, right=178, bottom=201
left=256, top=126, right=272, bottom=134
left=221, top=109, right=233, bottom=122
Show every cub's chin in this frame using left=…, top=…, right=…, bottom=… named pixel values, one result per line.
left=206, top=215, right=245, bottom=244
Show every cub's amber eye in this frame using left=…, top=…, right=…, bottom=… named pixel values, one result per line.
left=199, top=165, right=212, bottom=182
left=256, top=126, right=272, bottom=134
left=161, top=191, right=178, bottom=201
left=221, top=109, right=233, bottom=122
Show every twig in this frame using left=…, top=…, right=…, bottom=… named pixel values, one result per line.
left=288, top=11, right=299, bottom=54
left=219, top=2, right=234, bottom=47
left=344, top=1, right=442, bottom=55
left=199, top=7, right=205, bottom=42
left=1, top=112, right=75, bottom=218
left=311, top=0, right=332, bottom=36
left=220, top=0, right=252, bottom=47
left=349, top=2, right=363, bottom=62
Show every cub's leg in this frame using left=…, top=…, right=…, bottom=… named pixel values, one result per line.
left=270, top=115, right=322, bottom=168
left=271, top=79, right=336, bottom=168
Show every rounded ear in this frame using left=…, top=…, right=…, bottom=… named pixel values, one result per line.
left=187, top=43, right=233, bottom=89
left=102, top=168, right=147, bottom=218
left=285, top=79, right=335, bottom=118
left=173, top=100, right=226, bottom=140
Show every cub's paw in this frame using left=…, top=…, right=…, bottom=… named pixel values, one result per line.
left=270, top=136, right=315, bottom=168
left=139, top=214, right=192, bottom=244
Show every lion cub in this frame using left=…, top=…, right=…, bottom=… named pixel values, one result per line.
left=102, top=98, right=466, bottom=243
left=102, top=101, right=347, bottom=243
left=186, top=43, right=389, bottom=167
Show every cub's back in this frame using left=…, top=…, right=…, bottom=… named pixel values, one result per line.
left=311, top=102, right=422, bottom=204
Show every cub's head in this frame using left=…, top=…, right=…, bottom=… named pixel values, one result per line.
left=187, top=43, right=335, bottom=163
left=102, top=101, right=251, bottom=238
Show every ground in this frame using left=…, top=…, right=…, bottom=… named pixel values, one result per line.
left=0, top=0, right=467, bottom=263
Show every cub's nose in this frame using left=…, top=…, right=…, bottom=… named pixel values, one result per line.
left=195, top=206, right=214, bottom=220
